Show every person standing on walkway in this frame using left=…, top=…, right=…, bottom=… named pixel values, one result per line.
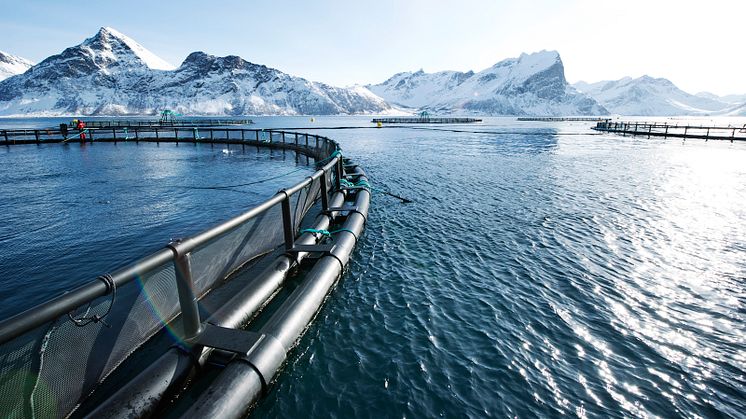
left=77, top=119, right=86, bottom=141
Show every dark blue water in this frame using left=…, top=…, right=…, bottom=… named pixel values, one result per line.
left=1, top=116, right=744, bottom=417
left=0, top=135, right=315, bottom=319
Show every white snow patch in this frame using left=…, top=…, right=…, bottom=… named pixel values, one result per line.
left=101, top=27, right=175, bottom=70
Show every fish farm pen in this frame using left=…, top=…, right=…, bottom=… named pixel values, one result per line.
left=0, top=126, right=369, bottom=418
left=371, top=117, right=482, bottom=124
left=66, top=118, right=253, bottom=128
left=593, top=120, right=746, bottom=141
left=517, top=117, right=608, bottom=122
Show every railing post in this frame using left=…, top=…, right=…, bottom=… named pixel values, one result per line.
left=168, top=241, right=202, bottom=341
left=320, top=171, right=330, bottom=212
left=280, top=192, right=294, bottom=252
left=336, top=157, right=343, bottom=190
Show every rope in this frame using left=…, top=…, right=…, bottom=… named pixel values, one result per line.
left=62, top=128, right=91, bottom=143
left=68, top=274, right=116, bottom=327
left=185, top=148, right=341, bottom=190
left=300, top=228, right=357, bottom=239
left=341, top=178, right=371, bottom=191
left=300, top=228, right=331, bottom=238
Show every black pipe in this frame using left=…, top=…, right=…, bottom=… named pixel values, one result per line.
left=181, top=174, right=370, bottom=418
left=84, top=191, right=348, bottom=418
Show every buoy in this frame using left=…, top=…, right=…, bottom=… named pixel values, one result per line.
left=376, top=122, right=382, bottom=128
left=310, top=117, right=315, bottom=122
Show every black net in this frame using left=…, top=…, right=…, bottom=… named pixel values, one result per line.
left=0, top=131, right=337, bottom=418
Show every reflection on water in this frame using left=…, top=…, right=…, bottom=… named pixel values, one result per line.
left=0, top=141, right=314, bottom=319
left=248, top=117, right=745, bottom=418
left=0, top=116, right=743, bottom=418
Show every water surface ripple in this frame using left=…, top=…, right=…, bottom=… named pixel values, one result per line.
left=1, top=117, right=744, bottom=418
left=250, top=118, right=745, bottom=418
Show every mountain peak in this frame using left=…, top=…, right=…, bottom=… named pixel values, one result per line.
left=82, top=27, right=175, bottom=71
left=0, top=50, right=34, bottom=81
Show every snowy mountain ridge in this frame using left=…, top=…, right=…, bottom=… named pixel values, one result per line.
left=0, top=27, right=389, bottom=116
left=573, top=76, right=738, bottom=116
left=0, top=51, right=33, bottom=81
left=368, top=51, right=608, bottom=116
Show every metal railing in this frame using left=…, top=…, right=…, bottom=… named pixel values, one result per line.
left=66, top=119, right=253, bottom=128
left=0, top=127, right=341, bottom=343
left=1, top=126, right=323, bottom=146
left=593, top=120, right=746, bottom=141
left=0, top=126, right=357, bottom=418
left=371, top=117, right=482, bottom=124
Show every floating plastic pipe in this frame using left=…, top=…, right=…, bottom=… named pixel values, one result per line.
left=84, top=191, right=347, bottom=418
left=181, top=173, right=370, bottom=418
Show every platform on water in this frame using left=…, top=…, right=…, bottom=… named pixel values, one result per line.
left=66, top=118, right=253, bottom=128
left=372, top=117, right=482, bottom=124
left=593, top=120, right=746, bottom=141
left=517, top=117, right=608, bottom=122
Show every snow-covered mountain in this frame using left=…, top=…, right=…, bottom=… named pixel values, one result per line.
left=573, top=76, right=733, bottom=116
left=0, top=51, right=33, bottom=81
left=367, top=51, right=607, bottom=116
left=696, top=91, right=746, bottom=106
left=0, top=27, right=389, bottom=116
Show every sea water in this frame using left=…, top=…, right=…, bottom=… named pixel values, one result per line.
left=1, top=116, right=744, bottom=417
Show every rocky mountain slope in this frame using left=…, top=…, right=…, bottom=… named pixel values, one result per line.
left=367, top=51, right=607, bottom=116
left=0, top=51, right=33, bottom=81
left=574, top=77, right=735, bottom=116
left=0, top=27, right=389, bottom=116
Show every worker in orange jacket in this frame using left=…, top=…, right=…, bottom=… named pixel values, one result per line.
left=77, top=119, right=86, bottom=141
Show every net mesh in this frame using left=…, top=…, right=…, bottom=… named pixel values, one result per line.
left=0, top=131, right=337, bottom=418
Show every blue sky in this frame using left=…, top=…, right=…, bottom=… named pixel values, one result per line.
left=0, top=0, right=743, bottom=95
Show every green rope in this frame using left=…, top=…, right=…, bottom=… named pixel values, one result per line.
left=341, top=178, right=371, bottom=191
left=315, top=149, right=342, bottom=166
left=300, top=228, right=331, bottom=238
left=300, top=228, right=357, bottom=239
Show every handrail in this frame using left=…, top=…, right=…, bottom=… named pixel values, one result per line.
left=0, top=128, right=342, bottom=344
left=593, top=120, right=746, bottom=141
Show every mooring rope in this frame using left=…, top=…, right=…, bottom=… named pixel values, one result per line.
left=300, top=228, right=358, bottom=238
left=67, top=274, right=116, bottom=328
left=62, top=128, right=91, bottom=143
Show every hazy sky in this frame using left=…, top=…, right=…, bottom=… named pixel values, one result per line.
left=1, top=0, right=743, bottom=95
